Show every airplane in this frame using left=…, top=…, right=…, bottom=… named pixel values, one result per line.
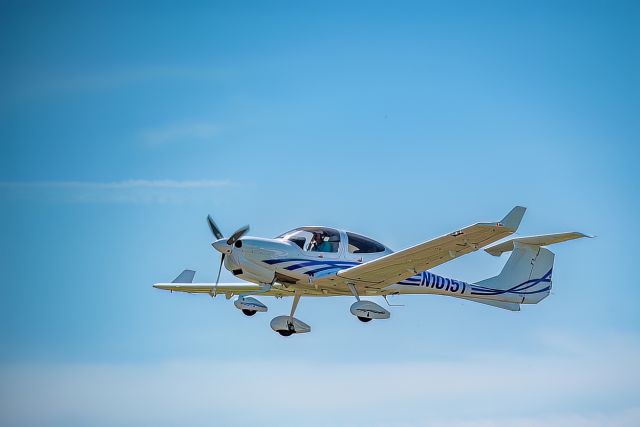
left=153, top=206, right=591, bottom=336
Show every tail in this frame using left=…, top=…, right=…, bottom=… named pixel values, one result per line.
left=471, top=232, right=592, bottom=304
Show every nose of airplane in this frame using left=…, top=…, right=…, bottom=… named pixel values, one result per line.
left=212, top=238, right=232, bottom=254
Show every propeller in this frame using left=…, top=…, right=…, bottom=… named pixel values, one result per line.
left=226, top=224, right=250, bottom=245
left=207, top=215, right=224, bottom=240
left=206, top=215, right=250, bottom=296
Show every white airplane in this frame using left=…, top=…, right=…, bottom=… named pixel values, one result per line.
left=154, top=206, right=590, bottom=336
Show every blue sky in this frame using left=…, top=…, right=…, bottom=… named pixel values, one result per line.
left=1, top=1, right=639, bottom=426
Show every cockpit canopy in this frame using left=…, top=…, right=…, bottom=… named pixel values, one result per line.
left=345, top=231, right=387, bottom=253
left=277, top=227, right=341, bottom=252
left=276, top=227, right=388, bottom=254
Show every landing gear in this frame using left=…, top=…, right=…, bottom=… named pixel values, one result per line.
left=348, top=283, right=391, bottom=322
left=270, top=290, right=311, bottom=336
left=234, top=296, right=268, bottom=315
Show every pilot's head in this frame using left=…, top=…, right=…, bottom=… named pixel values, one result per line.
left=312, top=231, right=325, bottom=243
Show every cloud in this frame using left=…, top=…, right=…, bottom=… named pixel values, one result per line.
left=6, top=66, right=228, bottom=98
left=0, top=179, right=231, bottom=189
left=1, top=333, right=639, bottom=427
left=139, top=122, right=220, bottom=146
left=0, top=179, right=232, bottom=204
left=422, top=409, right=640, bottom=427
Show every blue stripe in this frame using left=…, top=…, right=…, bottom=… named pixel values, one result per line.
left=471, top=273, right=552, bottom=294
left=265, top=257, right=358, bottom=267
left=265, top=258, right=551, bottom=297
left=264, top=257, right=359, bottom=276
left=263, top=258, right=300, bottom=265
left=285, top=261, right=329, bottom=271
left=305, top=266, right=343, bottom=275
left=470, top=269, right=553, bottom=296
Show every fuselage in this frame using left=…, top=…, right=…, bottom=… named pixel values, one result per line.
left=222, top=226, right=474, bottom=300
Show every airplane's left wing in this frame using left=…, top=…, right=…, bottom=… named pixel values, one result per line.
left=314, top=206, right=526, bottom=291
left=155, top=282, right=256, bottom=293
left=153, top=270, right=293, bottom=297
left=154, top=282, right=295, bottom=297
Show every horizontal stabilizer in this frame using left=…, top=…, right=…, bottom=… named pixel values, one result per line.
left=485, top=232, right=592, bottom=257
left=172, top=269, right=196, bottom=283
left=458, top=296, right=521, bottom=311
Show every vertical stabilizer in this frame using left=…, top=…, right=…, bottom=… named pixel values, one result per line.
left=471, top=243, right=554, bottom=304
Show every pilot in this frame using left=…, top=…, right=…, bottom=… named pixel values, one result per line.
left=310, top=231, right=332, bottom=252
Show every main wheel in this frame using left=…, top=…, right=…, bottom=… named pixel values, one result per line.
left=277, top=330, right=293, bottom=337
left=242, top=309, right=257, bottom=316
left=357, top=316, right=372, bottom=322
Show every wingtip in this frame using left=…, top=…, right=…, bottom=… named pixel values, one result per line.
left=172, top=269, right=196, bottom=283
left=568, top=232, right=596, bottom=239
left=154, top=283, right=182, bottom=291
left=500, top=206, right=527, bottom=231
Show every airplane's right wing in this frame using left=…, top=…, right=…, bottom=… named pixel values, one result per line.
left=313, top=206, right=526, bottom=292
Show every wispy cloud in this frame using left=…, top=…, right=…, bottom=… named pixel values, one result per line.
left=139, top=122, right=220, bottom=146
left=1, top=333, right=638, bottom=427
left=5, top=65, right=229, bottom=98
left=0, top=180, right=231, bottom=189
left=426, top=410, right=640, bottom=427
left=0, top=179, right=232, bottom=204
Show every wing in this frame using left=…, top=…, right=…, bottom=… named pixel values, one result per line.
left=314, top=206, right=526, bottom=291
left=153, top=270, right=294, bottom=297
left=153, top=283, right=293, bottom=298
left=153, top=282, right=293, bottom=296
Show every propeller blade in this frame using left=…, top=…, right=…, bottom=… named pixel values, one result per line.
left=207, top=215, right=224, bottom=240
left=226, top=225, right=250, bottom=245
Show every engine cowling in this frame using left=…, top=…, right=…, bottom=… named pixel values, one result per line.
left=234, top=296, right=268, bottom=315
left=225, top=253, right=276, bottom=285
left=350, top=300, right=390, bottom=321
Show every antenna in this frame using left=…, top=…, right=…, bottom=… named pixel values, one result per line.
left=383, top=295, right=404, bottom=307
